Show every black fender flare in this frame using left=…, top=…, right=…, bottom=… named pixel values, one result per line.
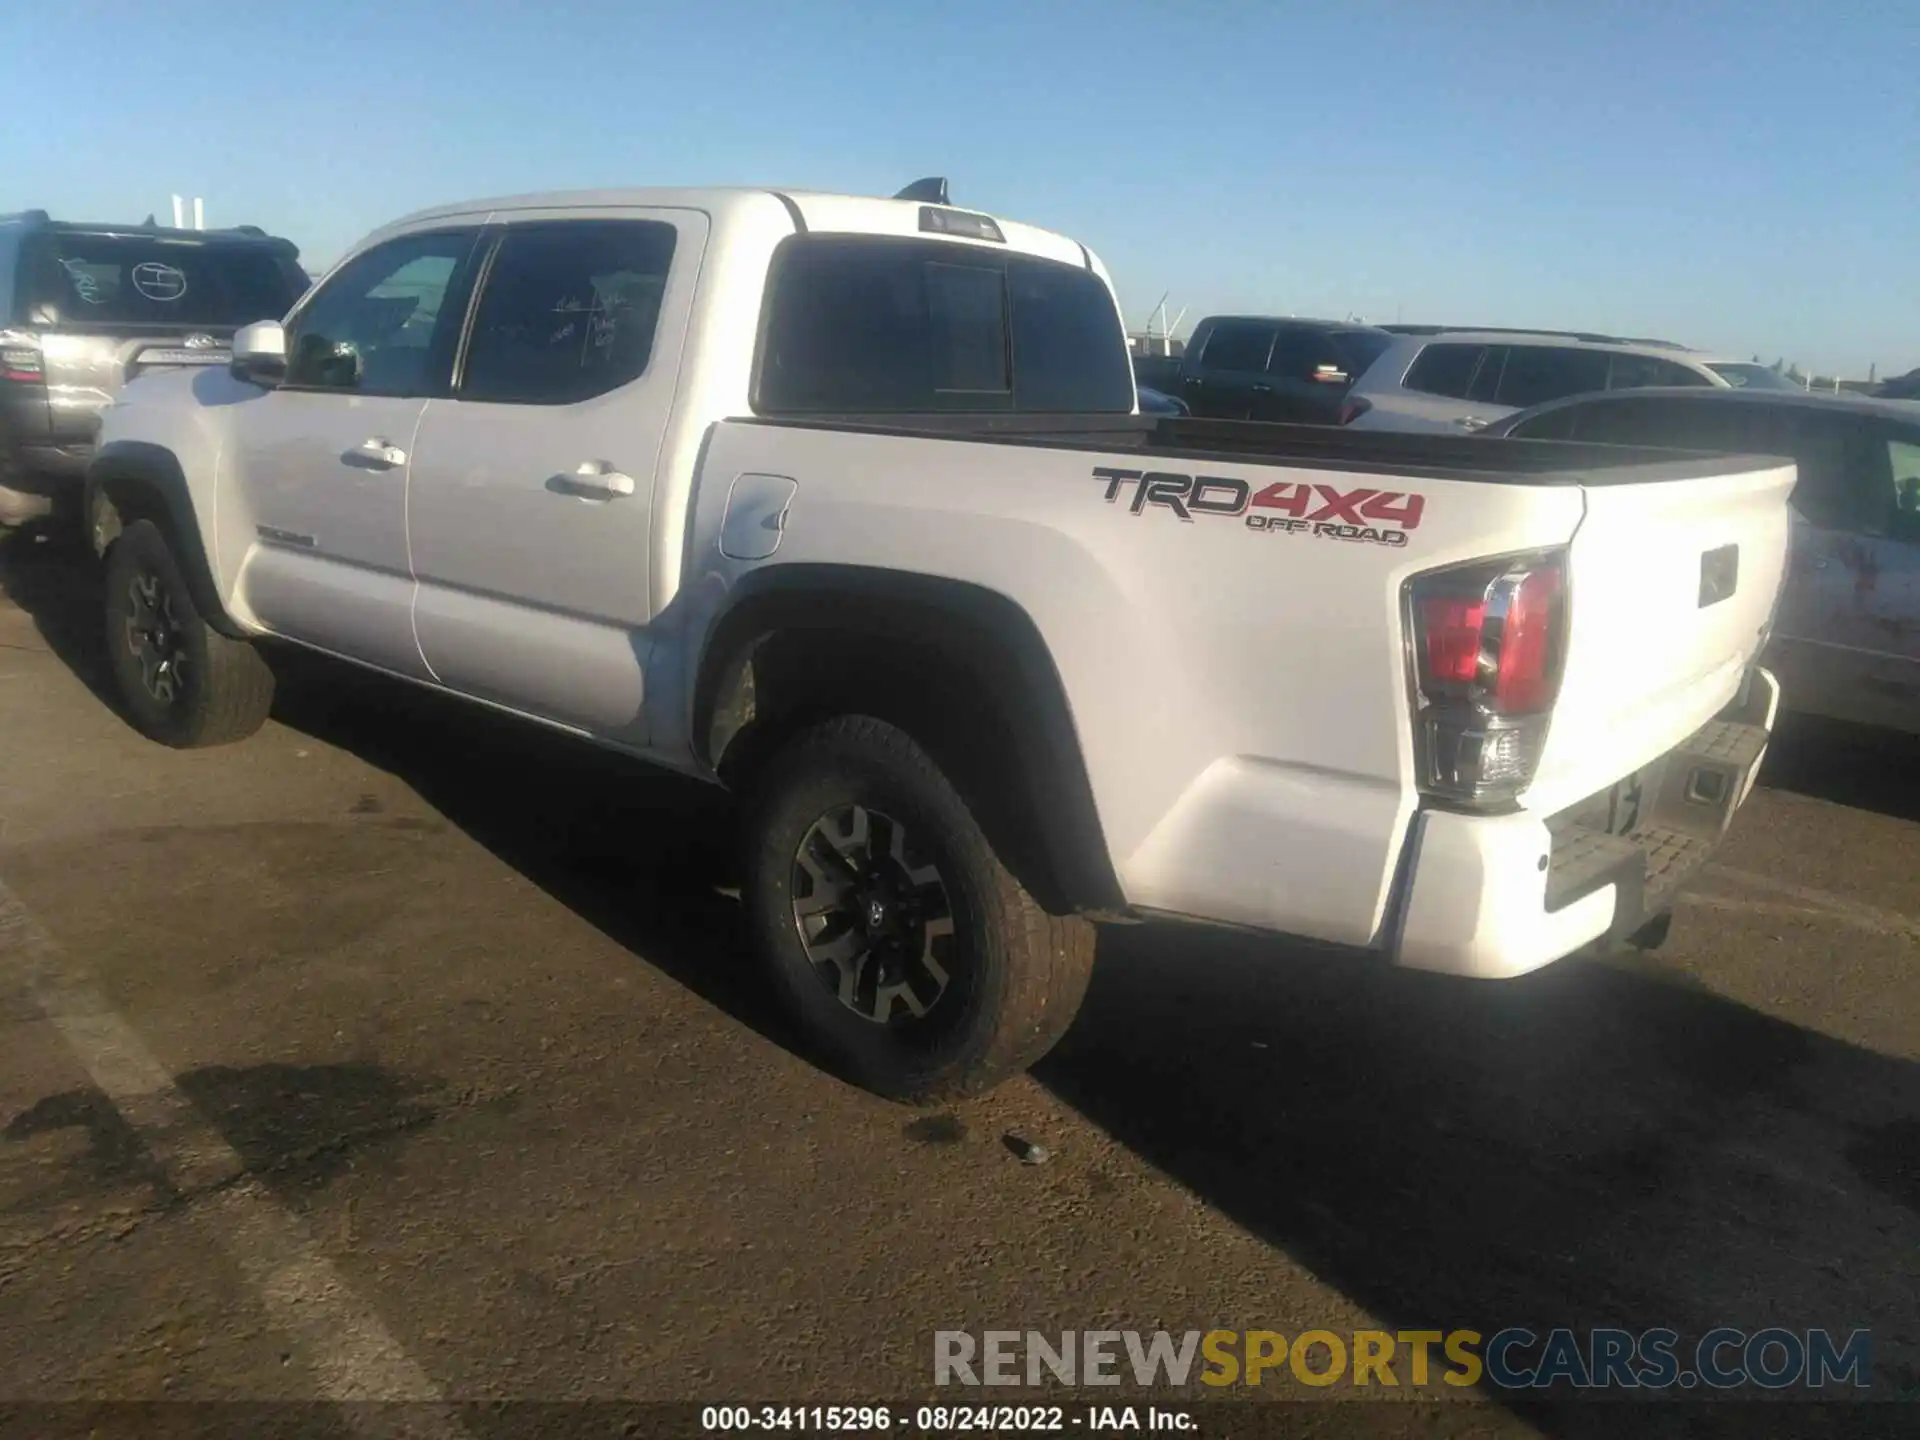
left=693, top=564, right=1128, bottom=918
left=86, top=441, right=246, bottom=639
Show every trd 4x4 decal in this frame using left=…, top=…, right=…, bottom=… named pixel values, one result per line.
left=1091, top=468, right=1425, bottom=548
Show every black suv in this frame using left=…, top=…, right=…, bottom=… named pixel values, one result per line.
left=0, top=210, right=309, bottom=526
left=1176, top=315, right=1393, bottom=425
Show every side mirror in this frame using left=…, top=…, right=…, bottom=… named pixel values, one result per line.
left=230, top=320, right=288, bottom=387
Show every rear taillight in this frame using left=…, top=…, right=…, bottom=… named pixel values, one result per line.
left=1407, top=552, right=1568, bottom=806
left=1336, top=396, right=1372, bottom=425
left=1, top=341, right=43, bottom=386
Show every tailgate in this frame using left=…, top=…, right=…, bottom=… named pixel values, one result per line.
left=1525, top=459, right=1795, bottom=813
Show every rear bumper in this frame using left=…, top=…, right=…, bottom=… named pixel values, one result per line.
left=1391, top=666, right=1779, bottom=978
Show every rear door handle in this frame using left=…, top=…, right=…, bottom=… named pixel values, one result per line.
left=347, top=438, right=407, bottom=468
left=550, top=461, right=636, bottom=500
left=1252, top=383, right=1274, bottom=393
left=1453, top=416, right=1489, bottom=431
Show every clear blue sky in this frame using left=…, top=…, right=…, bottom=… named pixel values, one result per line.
left=5, top=1, right=1915, bottom=375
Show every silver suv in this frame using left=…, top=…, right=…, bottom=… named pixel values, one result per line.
left=0, top=210, right=309, bottom=526
left=1342, top=325, right=1802, bottom=434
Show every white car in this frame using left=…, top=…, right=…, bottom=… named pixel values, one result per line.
left=88, top=183, right=1792, bottom=1101
left=1344, top=326, right=1803, bottom=433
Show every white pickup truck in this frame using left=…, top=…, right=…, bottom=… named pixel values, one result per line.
left=87, top=179, right=1792, bottom=1101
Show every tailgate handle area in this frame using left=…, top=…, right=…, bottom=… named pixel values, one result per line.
left=1699, top=544, right=1739, bottom=608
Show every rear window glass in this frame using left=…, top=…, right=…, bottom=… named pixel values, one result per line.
left=755, top=236, right=1132, bottom=414
left=1608, top=353, right=1713, bottom=390
left=1402, top=343, right=1485, bottom=399
left=20, top=234, right=306, bottom=329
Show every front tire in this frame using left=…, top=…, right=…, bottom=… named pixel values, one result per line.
left=743, top=715, right=1096, bottom=1103
left=103, top=519, right=275, bottom=748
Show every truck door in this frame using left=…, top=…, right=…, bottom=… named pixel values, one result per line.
left=224, top=227, right=483, bottom=680
left=405, top=210, right=704, bottom=743
left=1181, top=320, right=1275, bottom=420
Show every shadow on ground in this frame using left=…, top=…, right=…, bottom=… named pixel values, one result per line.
left=1035, top=925, right=1920, bottom=1431
left=5, top=534, right=1918, bottom=1433
left=1758, top=710, right=1920, bottom=824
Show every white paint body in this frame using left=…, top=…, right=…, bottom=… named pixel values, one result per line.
left=98, top=188, right=1793, bottom=979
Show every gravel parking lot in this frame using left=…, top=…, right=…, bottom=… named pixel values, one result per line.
left=1, top=526, right=1916, bottom=1437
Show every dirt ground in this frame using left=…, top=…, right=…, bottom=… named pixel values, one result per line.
left=1, top=527, right=1915, bottom=1439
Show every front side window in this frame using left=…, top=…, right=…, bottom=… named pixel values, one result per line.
left=1401, top=343, right=1485, bottom=399
left=459, top=220, right=677, bottom=405
left=754, top=236, right=1132, bottom=414
left=285, top=230, right=478, bottom=394
left=1494, top=346, right=1611, bottom=408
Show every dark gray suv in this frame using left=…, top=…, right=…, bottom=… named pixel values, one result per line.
left=0, top=210, right=309, bottom=527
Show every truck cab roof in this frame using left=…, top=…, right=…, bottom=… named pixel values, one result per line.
left=371, top=186, right=1103, bottom=278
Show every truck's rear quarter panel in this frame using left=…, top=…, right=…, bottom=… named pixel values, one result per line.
left=681, top=422, right=1589, bottom=946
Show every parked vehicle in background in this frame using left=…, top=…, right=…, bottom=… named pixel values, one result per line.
left=1876, top=366, right=1920, bottom=401
left=1487, top=388, right=1920, bottom=735
left=1131, top=353, right=1182, bottom=393
left=0, top=209, right=308, bottom=528
left=1176, top=316, right=1392, bottom=425
left=1344, top=327, right=1801, bottom=435
left=90, top=180, right=1790, bottom=1103
left=1136, top=384, right=1187, bottom=415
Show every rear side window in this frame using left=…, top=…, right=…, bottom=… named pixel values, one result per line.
left=1333, top=329, right=1394, bottom=381
left=1546, top=397, right=1687, bottom=444
left=19, top=233, right=306, bottom=329
left=1505, top=406, right=1580, bottom=440
left=754, top=236, right=1132, bottom=414
left=1197, top=320, right=1275, bottom=373
left=1571, top=397, right=1758, bottom=451
left=1608, top=353, right=1713, bottom=390
left=1402, top=343, right=1485, bottom=399
left=1266, top=327, right=1350, bottom=383
left=460, top=220, right=677, bottom=405
left=1494, top=346, right=1611, bottom=408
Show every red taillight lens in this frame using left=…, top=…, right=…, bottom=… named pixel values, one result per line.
left=1419, top=596, right=1487, bottom=686
left=1492, top=567, right=1563, bottom=713
left=1337, top=396, right=1372, bottom=425
left=1407, top=553, right=1568, bottom=805
left=2, top=347, right=43, bottom=385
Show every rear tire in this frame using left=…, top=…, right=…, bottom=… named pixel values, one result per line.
left=103, top=519, right=275, bottom=748
left=742, top=714, right=1097, bottom=1103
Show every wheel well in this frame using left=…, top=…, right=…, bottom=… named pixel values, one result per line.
left=90, top=474, right=168, bottom=557
left=695, top=570, right=1127, bottom=919
left=85, top=444, right=244, bottom=637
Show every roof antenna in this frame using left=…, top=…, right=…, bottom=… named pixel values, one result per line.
left=142, top=214, right=157, bottom=227
left=893, top=177, right=950, bottom=205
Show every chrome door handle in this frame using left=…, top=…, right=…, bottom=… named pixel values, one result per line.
left=550, top=462, right=636, bottom=499
left=347, top=438, right=407, bottom=467
left=1252, top=383, right=1274, bottom=393
left=1453, top=416, right=1489, bottom=431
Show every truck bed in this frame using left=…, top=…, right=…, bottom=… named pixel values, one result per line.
left=734, top=412, right=1779, bottom=487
